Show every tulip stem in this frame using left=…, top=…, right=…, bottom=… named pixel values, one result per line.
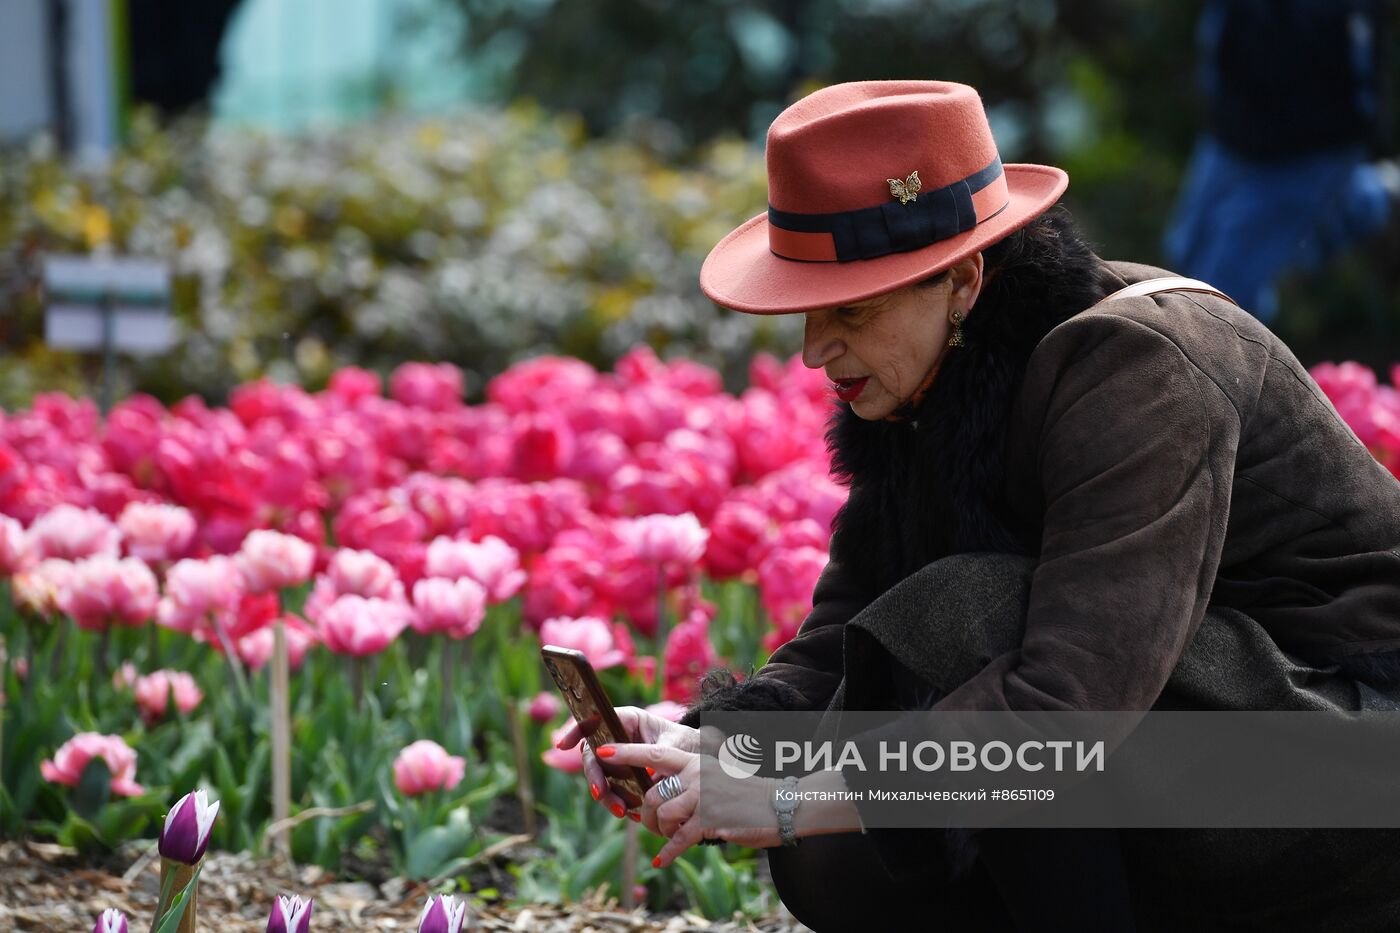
left=622, top=819, right=638, bottom=910
left=210, top=617, right=252, bottom=709
left=269, top=616, right=292, bottom=862
left=440, top=638, right=453, bottom=727
left=507, top=699, right=536, bottom=838
left=152, top=857, right=201, bottom=933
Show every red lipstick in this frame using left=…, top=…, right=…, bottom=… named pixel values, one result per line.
left=832, top=376, right=869, bottom=402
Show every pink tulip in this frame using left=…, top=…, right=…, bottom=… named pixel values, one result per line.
left=663, top=613, right=721, bottom=705
left=113, top=662, right=139, bottom=690
left=486, top=355, right=599, bottom=414
left=28, top=504, right=121, bottom=561
left=645, top=700, right=688, bottom=723
left=423, top=535, right=526, bottom=604
left=390, top=362, right=464, bottom=411
left=56, top=556, right=160, bottom=631
left=12, top=558, right=76, bottom=615
left=327, top=365, right=383, bottom=404
left=157, top=556, right=246, bottom=637
left=317, top=595, right=412, bottom=656
left=40, top=732, right=144, bottom=797
left=542, top=721, right=585, bottom=773
left=133, top=670, right=204, bottom=722
left=758, top=545, right=829, bottom=653
left=510, top=411, right=576, bottom=481
left=703, top=500, right=770, bottom=579
left=527, top=691, right=561, bottom=724
left=0, top=515, right=35, bottom=576
left=117, top=502, right=196, bottom=564
left=410, top=577, right=487, bottom=639
left=236, top=615, right=318, bottom=672
left=392, top=740, right=467, bottom=796
left=332, top=489, right=427, bottom=567
left=613, top=512, right=709, bottom=567
left=238, top=529, right=316, bottom=594
left=538, top=616, right=627, bottom=670
left=304, top=549, right=406, bottom=622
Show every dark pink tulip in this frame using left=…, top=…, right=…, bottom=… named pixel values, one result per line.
left=390, top=362, right=464, bottom=412
left=158, top=789, right=220, bottom=864
left=527, top=691, right=561, bottom=724
left=416, top=893, right=468, bottom=933
left=485, top=355, right=598, bottom=414
left=41, top=732, right=144, bottom=797
left=703, top=500, right=769, bottom=580
left=333, top=489, right=427, bottom=566
left=758, top=545, right=830, bottom=653
left=95, top=908, right=128, bottom=933
left=511, top=411, right=576, bottom=481
left=327, top=365, right=383, bottom=404
left=663, top=613, right=721, bottom=704
left=266, top=894, right=314, bottom=933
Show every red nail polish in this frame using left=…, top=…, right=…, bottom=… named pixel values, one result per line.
left=652, top=855, right=662, bottom=868
left=596, top=745, right=616, bottom=758
left=611, top=803, right=625, bottom=818
left=646, top=767, right=655, bottom=776
left=629, top=811, right=641, bottom=822
left=590, top=784, right=600, bottom=801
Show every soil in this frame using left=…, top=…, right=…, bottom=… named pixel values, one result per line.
left=0, top=840, right=815, bottom=932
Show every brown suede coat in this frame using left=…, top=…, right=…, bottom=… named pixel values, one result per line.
left=753, top=259, right=1400, bottom=716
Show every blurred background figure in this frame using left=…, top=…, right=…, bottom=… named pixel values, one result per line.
left=1164, top=0, right=1399, bottom=327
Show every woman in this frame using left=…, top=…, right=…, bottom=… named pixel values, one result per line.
left=554, top=81, right=1400, bottom=931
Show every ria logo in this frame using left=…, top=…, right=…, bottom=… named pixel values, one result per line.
left=718, top=733, right=764, bottom=779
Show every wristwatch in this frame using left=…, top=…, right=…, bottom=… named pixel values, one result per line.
left=773, top=775, right=801, bottom=847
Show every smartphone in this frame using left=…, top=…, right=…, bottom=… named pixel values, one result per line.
left=540, top=645, right=654, bottom=810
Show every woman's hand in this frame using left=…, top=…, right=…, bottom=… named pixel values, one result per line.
left=553, top=705, right=717, bottom=819
left=594, top=742, right=784, bottom=867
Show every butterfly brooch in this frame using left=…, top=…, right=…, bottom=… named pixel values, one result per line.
left=887, top=170, right=921, bottom=205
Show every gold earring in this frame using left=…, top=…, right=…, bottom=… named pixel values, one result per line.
left=947, top=310, right=965, bottom=348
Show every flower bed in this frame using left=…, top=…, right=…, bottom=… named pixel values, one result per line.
left=1, top=350, right=1395, bottom=921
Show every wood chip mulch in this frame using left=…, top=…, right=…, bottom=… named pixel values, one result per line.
left=0, top=841, right=813, bottom=932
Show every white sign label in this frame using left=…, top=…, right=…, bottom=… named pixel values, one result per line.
left=45, top=306, right=175, bottom=354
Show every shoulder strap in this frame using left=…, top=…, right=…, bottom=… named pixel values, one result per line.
left=1095, top=276, right=1238, bottom=307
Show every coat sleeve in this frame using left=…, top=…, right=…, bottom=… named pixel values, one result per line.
left=837, top=312, right=1245, bottom=882
left=679, top=504, right=873, bottom=728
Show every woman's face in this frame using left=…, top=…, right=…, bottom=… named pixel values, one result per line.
left=801, top=254, right=984, bottom=420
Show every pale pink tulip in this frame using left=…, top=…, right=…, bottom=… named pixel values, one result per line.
left=542, top=721, right=585, bottom=773
left=392, top=740, right=466, bottom=796
left=538, top=616, right=627, bottom=670
left=12, top=558, right=75, bottom=614
left=613, top=512, right=709, bottom=567
left=423, top=535, right=526, bottom=604
left=133, top=670, right=204, bottom=722
left=318, top=595, right=412, bottom=656
left=56, top=556, right=160, bottom=631
left=28, top=505, right=121, bottom=561
left=527, top=691, right=561, bottom=724
left=304, top=549, right=406, bottom=622
left=410, top=577, right=487, bottom=639
left=40, top=732, right=144, bottom=797
left=157, top=556, right=245, bottom=636
left=117, top=502, right=196, bottom=564
left=645, top=700, right=688, bottom=723
left=238, top=529, right=316, bottom=594
left=0, top=515, right=35, bottom=576
left=112, top=662, right=139, bottom=690
left=236, top=615, right=318, bottom=672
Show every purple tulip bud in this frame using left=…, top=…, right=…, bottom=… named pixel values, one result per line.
left=158, top=789, right=220, bottom=864
left=95, top=908, right=128, bottom=933
left=266, top=894, right=314, bottom=933
left=416, top=894, right=467, bottom=933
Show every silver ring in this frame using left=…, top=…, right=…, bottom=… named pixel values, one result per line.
left=656, top=774, right=684, bottom=801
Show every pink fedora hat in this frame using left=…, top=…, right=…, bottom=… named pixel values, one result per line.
left=700, top=80, right=1068, bottom=314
